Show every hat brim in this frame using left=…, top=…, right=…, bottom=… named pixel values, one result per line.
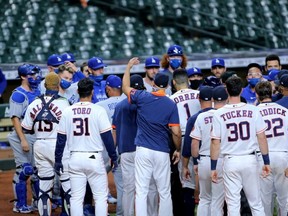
left=263, top=75, right=273, bottom=81
left=145, top=64, right=160, bottom=68
left=168, top=54, right=183, bottom=57
left=90, top=64, right=107, bottom=70
left=188, top=72, right=203, bottom=77
left=211, top=64, right=225, bottom=68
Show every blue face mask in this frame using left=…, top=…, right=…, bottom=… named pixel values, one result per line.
left=60, top=79, right=71, bottom=89
left=45, top=89, right=59, bottom=95
left=89, top=74, right=104, bottom=83
left=169, top=59, right=182, bottom=70
left=28, top=75, right=41, bottom=89
left=54, top=68, right=59, bottom=74
left=248, top=78, right=261, bottom=88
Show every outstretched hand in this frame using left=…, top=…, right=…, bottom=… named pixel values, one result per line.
left=172, top=150, right=180, bottom=165
left=127, top=57, right=140, bottom=69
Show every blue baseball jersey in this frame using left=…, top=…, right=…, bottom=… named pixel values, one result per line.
left=0, top=69, right=7, bottom=95
left=112, top=98, right=137, bottom=154
left=276, top=96, right=288, bottom=109
left=92, top=80, right=107, bottom=103
left=241, top=86, right=256, bottom=104
left=182, top=107, right=213, bottom=157
left=129, top=89, right=180, bottom=153
left=72, top=70, right=85, bottom=83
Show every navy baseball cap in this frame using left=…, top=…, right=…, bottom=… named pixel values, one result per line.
left=247, top=63, right=263, bottom=72
left=167, top=45, right=183, bottom=56
left=279, top=75, right=288, bottom=88
left=211, top=58, right=225, bottom=67
left=213, top=86, right=228, bottom=101
left=88, top=57, right=107, bottom=70
left=203, top=76, right=222, bottom=88
left=145, top=56, right=160, bottom=68
left=187, top=67, right=202, bottom=77
left=106, top=75, right=122, bottom=89
left=263, top=69, right=280, bottom=81
left=154, top=73, right=169, bottom=88
left=47, top=54, right=64, bottom=67
left=199, top=86, right=213, bottom=101
left=61, top=53, right=76, bottom=62
left=130, top=74, right=144, bottom=89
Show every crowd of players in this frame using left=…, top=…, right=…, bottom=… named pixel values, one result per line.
left=6, top=44, right=288, bottom=216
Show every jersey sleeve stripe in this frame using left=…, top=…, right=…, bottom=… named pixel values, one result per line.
left=100, top=127, right=112, bottom=134
left=57, top=130, right=67, bottom=135
left=190, top=134, right=201, bottom=140
left=112, top=125, right=116, bottom=129
left=256, top=127, right=267, bottom=134
left=21, top=124, right=32, bottom=130
left=211, top=135, right=221, bottom=140
left=168, top=123, right=180, bottom=127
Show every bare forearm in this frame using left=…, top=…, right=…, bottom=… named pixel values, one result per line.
left=182, top=156, right=189, bottom=168
left=11, top=117, right=26, bottom=142
left=210, top=139, right=220, bottom=160
left=257, top=132, right=269, bottom=155
left=191, top=139, right=200, bottom=158
left=122, top=64, right=132, bottom=95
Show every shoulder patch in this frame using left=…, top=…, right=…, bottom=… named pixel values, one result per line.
left=11, top=91, right=26, bottom=103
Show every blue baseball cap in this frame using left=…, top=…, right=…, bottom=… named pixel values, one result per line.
left=47, top=54, right=64, bottom=67
left=279, top=75, right=288, bottom=88
left=88, top=57, right=107, bottom=70
left=18, top=64, right=38, bottom=77
left=263, top=69, right=280, bottom=81
left=154, top=73, right=169, bottom=88
left=167, top=45, right=183, bottom=56
left=61, top=53, right=76, bottom=62
left=187, top=67, right=203, bottom=77
left=145, top=56, right=160, bottom=68
left=213, top=86, right=228, bottom=101
left=199, top=86, right=213, bottom=101
left=211, top=58, right=225, bottom=67
left=106, top=75, right=122, bottom=89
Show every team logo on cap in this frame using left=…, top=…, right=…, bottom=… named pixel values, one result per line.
left=97, top=58, right=101, bottom=63
left=194, top=68, right=198, bottom=72
left=173, top=47, right=180, bottom=54
left=151, top=58, right=156, bottom=63
left=57, top=57, right=62, bottom=62
left=67, top=54, right=71, bottom=59
left=215, top=59, right=220, bottom=63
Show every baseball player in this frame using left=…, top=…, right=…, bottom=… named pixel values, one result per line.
left=61, top=52, right=86, bottom=83
left=182, top=87, right=214, bottom=211
left=210, top=76, right=271, bottom=215
left=211, top=58, right=226, bottom=78
left=54, top=78, right=118, bottom=216
left=255, top=81, right=288, bottom=216
left=191, top=86, right=227, bottom=216
left=40, top=54, right=64, bottom=94
left=187, top=67, right=203, bottom=90
left=143, top=56, right=171, bottom=95
left=7, top=64, right=41, bottom=213
left=169, top=68, right=200, bottom=216
left=87, top=56, right=108, bottom=103
left=122, top=57, right=181, bottom=216
left=97, top=75, right=125, bottom=216
left=21, top=72, right=71, bottom=216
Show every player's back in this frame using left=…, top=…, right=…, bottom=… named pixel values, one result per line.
left=97, top=94, right=126, bottom=123
left=59, top=101, right=111, bottom=152
left=212, top=102, right=266, bottom=155
left=170, top=89, right=200, bottom=134
left=258, top=102, right=288, bottom=151
left=191, top=109, right=215, bottom=155
left=22, top=95, right=70, bottom=139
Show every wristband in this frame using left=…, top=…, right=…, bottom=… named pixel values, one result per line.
left=192, top=156, right=199, bottom=165
left=262, top=154, right=270, bottom=165
left=211, top=159, right=218, bottom=170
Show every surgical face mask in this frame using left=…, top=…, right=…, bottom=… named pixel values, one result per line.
left=189, top=80, right=203, bottom=90
left=248, top=78, right=261, bottom=88
left=89, top=74, right=104, bottom=83
left=28, top=75, right=41, bottom=89
left=60, top=79, right=71, bottom=89
left=169, top=59, right=182, bottom=70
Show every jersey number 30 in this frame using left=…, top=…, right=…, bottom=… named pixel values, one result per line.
left=226, top=121, right=250, bottom=142
left=73, top=118, right=90, bottom=136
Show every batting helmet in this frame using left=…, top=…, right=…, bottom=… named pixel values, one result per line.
left=17, top=64, right=39, bottom=78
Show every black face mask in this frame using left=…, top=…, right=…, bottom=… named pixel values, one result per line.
left=189, top=80, right=203, bottom=90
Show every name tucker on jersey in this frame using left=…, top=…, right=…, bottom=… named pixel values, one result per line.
left=220, top=110, right=253, bottom=121
left=29, top=103, right=62, bottom=121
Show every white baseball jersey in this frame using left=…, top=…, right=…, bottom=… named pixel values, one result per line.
left=190, top=109, right=216, bottom=155
left=97, top=94, right=126, bottom=123
left=211, top=102, right=266, bottom=155
left=21, top=96, right=70, bottom=139
left=58, top=101, right=112, bottom=152
left=170, top=88, right=200, bottom=134
left=257, top=102, right=288, bottom=151
left=58, top=82, right=79, bottom=105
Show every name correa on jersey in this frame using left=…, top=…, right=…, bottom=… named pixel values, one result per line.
left=172, top=92, right=199, bottom=103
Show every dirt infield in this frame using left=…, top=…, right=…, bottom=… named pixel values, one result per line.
left=0, top=170, right=116, bottom=215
